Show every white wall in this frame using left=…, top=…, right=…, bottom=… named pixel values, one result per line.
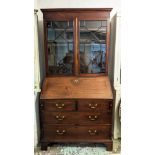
left=35, top=0, right=121, bottom=18
left=37, top=0, right=120, bottom=12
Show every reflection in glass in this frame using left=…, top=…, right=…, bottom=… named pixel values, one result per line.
left=47, top=21, right=73, bottom=75
left=79, top=20, right=107, bottom=74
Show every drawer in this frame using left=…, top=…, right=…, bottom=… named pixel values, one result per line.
left=40, top=100, right=76, bottom=111
left=43, top=125, right=111, bottom=141
left=78, top=100, right=112, bottom=112
left=41, top=111, right=112, bottom=125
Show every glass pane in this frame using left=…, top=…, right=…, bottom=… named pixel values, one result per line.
left=79, top=20, right=107, bottom=74
left=47, top=21, right=73, bottom=75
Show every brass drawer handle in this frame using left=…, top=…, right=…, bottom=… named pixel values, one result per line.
left=55, top=115, right=65, bottom=121
left=56, top=103, right=64, bottom=109
left=88, top=115, right=98, bottom=121
left=88, top=129, right=97, bottom=135
left=56, top=130, right=66, bottom=135
left=89, top=103, right=98, bottom=109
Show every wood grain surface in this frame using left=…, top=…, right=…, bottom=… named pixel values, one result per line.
left=40, top=76, right=113, bottom=99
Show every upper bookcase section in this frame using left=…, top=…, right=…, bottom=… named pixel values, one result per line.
left=41, top=9, right=112, bottom=76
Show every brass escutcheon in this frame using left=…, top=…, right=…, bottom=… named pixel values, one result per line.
left=72, top=79, right=80, bottom=85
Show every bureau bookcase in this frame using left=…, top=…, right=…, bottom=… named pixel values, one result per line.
left=40, top=8, right=113, bottom=151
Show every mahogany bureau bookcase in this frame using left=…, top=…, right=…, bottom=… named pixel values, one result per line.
left=39, top=8, right=113, bottom=151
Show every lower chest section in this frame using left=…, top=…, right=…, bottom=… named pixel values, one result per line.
left=40, top=99, right=113, bottom=142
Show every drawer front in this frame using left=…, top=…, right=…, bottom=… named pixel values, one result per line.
left=78, top=100, right=112, bottom=112
left=42, top=111, right=77, bottom=124
left=40, top=100, right=76, bottom=111
left=43, top=125, right=111, bottom=141
left=78, top=112, right=112, bottom=124
left=42, top=112, right=112, bottom=124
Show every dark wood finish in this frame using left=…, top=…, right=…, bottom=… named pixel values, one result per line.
left=41, top=111, right=112, bottom=125
left=42, top=125, right=111, bottom=141
left=105, top=19, right=110, bottom=74
left=40, top=76, right=113, bottom=99
left=40, top=100, right=76, bottom=111
left=73, top=17, right=79, bottom=76
left=40, top=8, right=113, bottom=151
left=78, top=100, right=112, bottom=112
left=41, top=8, right=112, bottom=12
left=41, top=8, right=112, bottom=76
left=41, top=9, right=112, bottom=21
left=104, top=141, right=113, bottom=151
left=43, top=12, right=110, bottom=20
left=40, top=142, right=49, bottom=150
left=43, top=21, right=48, bottom=76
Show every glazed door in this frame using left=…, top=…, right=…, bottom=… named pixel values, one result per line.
left=44, top=13, right=109, bottom=76
left=46, top=20, right=74, bottom=75
left=79, top=20, right=107, bottom=75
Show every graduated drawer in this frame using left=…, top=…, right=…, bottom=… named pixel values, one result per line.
left=41, top=111, right=112, bottom=124
left=43, top=125, right=111, bottom=141
left=78, top=100, right=112, bottom=112
left=40, top=100, right=76, bottom=111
